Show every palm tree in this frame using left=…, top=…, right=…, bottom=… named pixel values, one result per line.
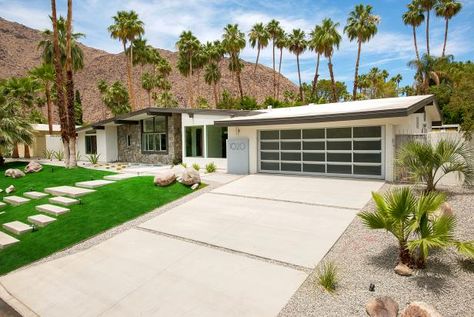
left=222, top=24, right=246, bottom=100
left=287, top=29, right=307, bottom=102
left=397, top=138, right=474, bottom=192
left=65, top=0, right=77, bottom=168
left=403, top=2, right=425, bottom=63
left=419, top=0, right=436, bottom=56
left=435, top=0, right=462, bottom=57
left=249, top=23, right=270, bottom=74
left=108, top=10, right=144, bottom=110
left=176, top=31, right=200, bottom=108
left=318, top=18, right=342, bottom=102
left=391, top=74, right=403, bottom=90
left=204, top=63, right=221, bottom=107
left=141, top=72, right=155, bottom=106
left=275, top=30, right=287, bottom=99
left=344, top=4, right=380, bottom=100
left=408, top=53, right=450, bottom=93
left=29, top=64, right=55, bottom=134
left=308, top=24, right=325, bottom=98
left=266, top=20, right=282, bottom=98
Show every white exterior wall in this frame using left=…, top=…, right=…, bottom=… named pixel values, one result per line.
left=105, top=125, right=118, bottom=162
left=45, top=135, right=63, bottom=153
left=77, top=126, right=118, bottom=163
left=181, top=113, right=232, bottom=169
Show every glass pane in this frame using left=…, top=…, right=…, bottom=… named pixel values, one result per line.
left=260, top=130, right=279, bottom=140
left=280, top=130, right=301, bottom=139
left=185, top=126, right=203, bottom=157
left=303, top=152, right=325, bottom=162
left=353, top=126, right=381, bottom=138
left=354, top=140, right=381, bottom=151
left=327, top=164, right=352, bottom=174
left=154, top=134, right=161, bottom=151
left=354, top=153, right=381, bottom=163
left=327, top=141, right=351, bottom=150
left=143, top=118, right=154, bottom=132
left=327, top=153, right=352, bottom=162
left=303, top=141, right=325, bottom=150
left=281, top=152, right=301, bottom=161
left=147, top=134, right=154, bottom=150
left=161, top=134, right=167, bottom=151
left=327, top=128, right=351, bottom=138
left=207, top=125, right=227, bottom=158
left=261, top=162, right=279, bottom=171
left=281, top=163, right=301, bottom=172
left=261, top=151, right=279, bottom=160
left=354, top=165, right=382, bottom=176
left=303, top=129, right=325, bottom=139
left=281, top=141, right=301, bottom=150
left=303, top=164, right=325, bottom=173
left=154, top=116, right=166, bottom=133
left=260, top=141, right=279, bottom=150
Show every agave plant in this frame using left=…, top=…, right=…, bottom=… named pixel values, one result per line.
left=397, top=138, right=474, bottom=192
left=87, top=154, right=100, bottom=165
left=359, top=187, right=474, bottom=268
left=53, top=150, right=64, bottom=161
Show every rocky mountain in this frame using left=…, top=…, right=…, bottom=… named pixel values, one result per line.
left=0, top=17, right=298, bottom=124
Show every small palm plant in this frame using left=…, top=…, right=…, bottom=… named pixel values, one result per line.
left=397, top=139, right=474, bottom=192
left=359, top=187, right=474, bottom=268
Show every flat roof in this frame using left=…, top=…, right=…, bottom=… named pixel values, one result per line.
left=215, top=95, right=440, bottom=127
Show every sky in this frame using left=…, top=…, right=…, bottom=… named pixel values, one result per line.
left=1, top=0, right=473, bottom=89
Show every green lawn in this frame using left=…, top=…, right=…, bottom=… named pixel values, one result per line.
left=0, top=162, right=196, bottom=275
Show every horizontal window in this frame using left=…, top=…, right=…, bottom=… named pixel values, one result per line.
left=303, top=152, right=325, bottom=162
left=327, top=141, right=351, bottom=151
left=354, top=165, right=382, bottom=176
left=353, top=140, right=381, bottom=151
left=303, top=141, right=325, bottom=151
left=303, top=129, right=325, bottom=139
left=354, top=153, right=381, bottom=163
left=142, top=133, right=166, bottom=152
left=260, top=141, right=279, bottom=150
left=281, top=163, right=301, bottom=172
left=281, top=130, right=301, bottom=139
left=260, top=131, right=279, bottom=140
left=327, top=152, right=352, bottom=162
left=327, top=128, right=351, bottom=139
left=281, top=152, right=301, bottom=161
left=261, top=151, right=279, bottom=160
left=303, top=164, right=325, bottom=173
left=281, top=141, right=301, bottom=151
left=261, top=162, right=279, bottom=171
left=353, top=126, right=381, bottom=138
left=327, top=164, right=352, bottom=174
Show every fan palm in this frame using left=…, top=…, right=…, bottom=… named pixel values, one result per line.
left=108, top=10, right=144, bottom=110
left=65, top=0, right=77, bottom=168
left=222, top=24, right=246, bottom=100
left=308, top=24, right=325, bottom=98
left=204, top=63, right=221, bottom=107
left=29, top=63, right=55, bottom=134
left=141, top=72, right=156, bottom=106
left=344, top=4, right=380, bottom=100
left=318, top=18, right=342, bottom=102
left=287, top=29, right=307, bottom=102
left=435, top=0, right=462, bottom=57
left=397, top=139, right=474, bottom=192
left=419, top=0, right=436, bottom=56
left=176, top=31, right=200, bottom=107
left=249, top=23, right=270, bottom=74
left=266, top=20, right=282, bottom=98
left=275, top=30, right=287, bottom=99
left=403, top=2, right=425, bottom=63
left=408, top=53, right=450, bottom=93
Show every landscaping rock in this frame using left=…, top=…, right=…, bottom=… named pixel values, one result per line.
left=154, top=170, right=176, bottom=187
left=366, top=296, right=399, bottom=317
left=24, top=161, right=43, bottom=173
left=5, top=185, right=15, bottom=194
left=171, top=165, right=186, bottom=178
left=181, top=168, right=201, bottom=186
left=394, top=263, right=413, bottom=276
left=5, top=169, right=25, bottom=178
left=400, top=301, right=442, bottom=317
left=440, top=202, right=453, bottom=217
left=191, top=183, right=199, bottom=190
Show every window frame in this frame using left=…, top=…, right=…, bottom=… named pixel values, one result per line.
left=141, top=116, right=168, bottom=154
left=85, top=133, right=97, bottom=155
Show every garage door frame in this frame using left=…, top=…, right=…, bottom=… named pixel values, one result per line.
left=257, top=125, right=385, bottom=179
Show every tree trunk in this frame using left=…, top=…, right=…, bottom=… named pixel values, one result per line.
left=123, top=41, right=132, bottom=110
left=254, top=47, right=260, bottom=74
left=442, top=18, right=448, bottom=57
left=426, top=9, right=430, bottom=56
left=237, top=68, right=244, bottom=100
left=277, top=47, right=283, bottom=99
left=412, top=26, right=421, bottom=63
left=311, top=53, right=320, bottom=99
left=399, top=241, right=414, bottom=267
left=12, top=144, right=19, bottom=158
left=188, top=53, right=193, bottom=108
left=213, top=82, right=218, bottom=108
left=147, top=90, right=151, bottom=106
left=328, top=56, right=337, bottom=102
left=69, top=136, right=77, bottom=168
left=130, top=45, right=136, bottom=109
left=45, top=82, right=53, bottom=135
left=24, top=144, right=30, bottom=159
left=272, top=42, right=276, bottom=98
left=65, top=0, right=76, bottom=168
left=63, top=139, right=70, bottom=167
left=352, top=40, right=362, bottom=100
left=296, top=54, right=303, bottom=102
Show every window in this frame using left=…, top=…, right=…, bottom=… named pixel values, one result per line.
left=85, top=134, right=97, bottom=154
left=142, top=116, right=167, bottom=152
left=127, top=135, right=131, bottom=147
left=206, top=126, right=227, bottom=158
left=186, top=126, right=203, bottom=157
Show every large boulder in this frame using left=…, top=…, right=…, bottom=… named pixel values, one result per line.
left=171, top=165, right=187, bottom=178
left=181, top=167, right=201, bottom=186
left=366, top=296, right=399, bottom=317
left=394, top=263, right=413, bottom=276
left=24, top=161, right=43, bottom=173
left=400, top=302, right=442, bottom=317
left=154, top=169, right=176, bottom=187
left=5, top=169, right=25, bottom=179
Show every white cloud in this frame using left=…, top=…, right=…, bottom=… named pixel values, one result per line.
left=0, top=2, right=51, bottom=30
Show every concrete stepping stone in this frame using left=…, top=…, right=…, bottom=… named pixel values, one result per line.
left=3, top=221, right=33, bottom=235
left=24, top=191, right=49, bottom=199
left=3, top=195, right=30, bottom=206
left=44, top=186, right=95, bottom=198
left=0, top=202, right=6, bottom=209
left=49, top=196, right=79, bottom=206
left=104, top=174, right=137, bottom=181
left=36, top=204, right=70, bottom=216
left=0, top=231, right=19, bottom=249
left=28, top=214, right=57, bottom=227
left=75, top=180, right=115, bottom=189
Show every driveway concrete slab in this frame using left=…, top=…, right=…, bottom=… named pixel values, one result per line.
left=140, top=193, right=357, bottom=268
left=0, top=229, right=306, bottom=317
left=212, top=174, right=384, bottom=209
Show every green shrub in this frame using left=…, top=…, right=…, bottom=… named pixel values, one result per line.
left=205, top=162, right=217, bottom=173
left=181, top=162, right=188, bottom=168
left=53, top=150, right=64, bottom=161
left=192, top=163, right=200, bottom=171
left=87, top=154, right=100, bottom=164
left=317, top=261, right=338, bottom=293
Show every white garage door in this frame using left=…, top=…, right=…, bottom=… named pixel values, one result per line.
left=258, top=126, right=384, bottom=178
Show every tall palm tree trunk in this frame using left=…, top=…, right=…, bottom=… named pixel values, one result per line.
left=412, top=26, right=421, bottom=62
left=213, top=82, right=218, bottom=108
left=123, top=41, right=133, bottom=109
left=130, top=45, right=136, bottom=109
left=311, top=53, right=320, bottom=98
left=277, top=47, right=284, bottom=99
left=188, top=54, right=193, bottom=108
left=296, top=54, right=303, bottom=102
left=426, top=9, right=430, bottom=56
left=352, top=40, right=362, bottom=100
left=442, top=18, right=448, bottom=57
left=24, top=144, right=30, bottom=159
left=328, top=56, right=337, bottom=102
left=12, top=144, right=19, bottom=158
left=45, top=82, right=53, bottom=135
left=237, top=68, right=244, bottom=100
left=147, top=91, right=151, bottom=106
left=254, top=47, right=261, bottom=74
left=65, top=0, right=77, bottom=168
left=272, top=42, right=276, bottom=98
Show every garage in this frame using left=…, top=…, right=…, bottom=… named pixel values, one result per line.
left=258, top=126, right=384, bottom=178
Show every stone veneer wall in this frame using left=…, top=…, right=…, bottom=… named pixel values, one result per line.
left=117, top=113, right=182, bottom=164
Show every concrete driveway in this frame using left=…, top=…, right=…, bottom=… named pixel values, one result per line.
left=0, top=174, right=383, bottom=317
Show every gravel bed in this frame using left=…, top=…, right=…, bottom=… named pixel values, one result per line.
left=279, top=184, right=474, bottom=317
